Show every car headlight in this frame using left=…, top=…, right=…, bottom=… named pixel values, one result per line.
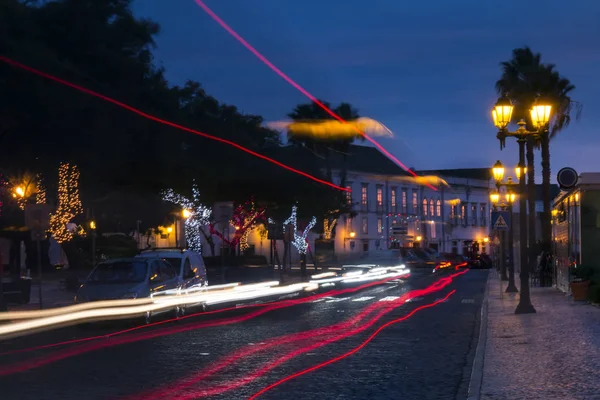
left=122, top=293, right=138, bottom=299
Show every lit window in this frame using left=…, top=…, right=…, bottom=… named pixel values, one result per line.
left=345, top=183, right=352, bottom=204
left=362, top=217, right=368, bottom=234
left=391, top=188, right=397, bottom=210
left=422, top=198, right=428, bottom=216
left=429, top=199, right=434, bottom=217
left=377, top=218, right=383, bottom=234
left=402, top=189, right=407, bottom=212
left=376, top=186, right=383, bottom=207
left=346, top=217, right=352, bottom=232
left=361, top=185, right=368, bottom=208
left=436, top=199, right=441, bottom=217
left=412, top=191, right=418, bottom=212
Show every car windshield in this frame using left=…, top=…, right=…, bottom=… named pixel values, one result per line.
left=87, top=261, right=148, bottom=284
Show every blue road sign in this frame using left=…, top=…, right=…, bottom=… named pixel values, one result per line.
left=491, top=211, right=510, bottom=230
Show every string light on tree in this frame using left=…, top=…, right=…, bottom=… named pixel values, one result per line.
left=162, top=184, right=211, bottom=252
left=323, top=218, right=337, bottom=240
left=49, top=163, right=83, bottom=243
left=284, top=205, right=316, bottom=254
left=36, top=174, right=46, bottom=204
left=209, top=197, right=265, bottom=249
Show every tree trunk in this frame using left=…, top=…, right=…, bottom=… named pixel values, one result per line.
left=540, top=133, right=552, bottom=253
left=199, top=227, right=216, bottom=256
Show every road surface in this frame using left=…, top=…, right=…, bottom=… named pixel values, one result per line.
left=0, top=269, right=487, bottom=400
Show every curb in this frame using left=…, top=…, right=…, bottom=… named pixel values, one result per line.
left=466, top=270, right=490, bottom=400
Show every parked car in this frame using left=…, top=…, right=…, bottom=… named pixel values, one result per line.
left=75, top=258, right=181, bottom=323
left=135, top=248, right=208, bottom=289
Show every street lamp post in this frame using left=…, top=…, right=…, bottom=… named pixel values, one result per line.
left=491, top=94, right=552, bottom=314
left=491, top=161, right=520, bottom=292
left=489, top=188, right=507, bottom=281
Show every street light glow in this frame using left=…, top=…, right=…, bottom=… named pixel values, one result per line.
left=89, top=221, right=96, bottom=230
left=492, top=160, right=505, bottom=182
left=492, top=95, right=513, bottom=129
left=490, top=190, right=500, bottom=205
left=15, top=186, right=25, bottom=197
left=530, top=97, right=552, bottom=129
left=515, top=164, right=527, bottom=180
left=182, top=209, right=191, bottom=219
left=505, top=191, right=516, bottom=204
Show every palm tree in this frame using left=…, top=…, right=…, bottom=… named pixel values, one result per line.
left=495, top=47, right=582, bottom=252
left=287, top=101, right=362, bottom=238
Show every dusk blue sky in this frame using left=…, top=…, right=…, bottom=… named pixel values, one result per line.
left=133, top=0, right=599, bottom=181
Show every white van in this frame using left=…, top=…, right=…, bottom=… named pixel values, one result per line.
left=135, top=248, right=208, bottom=289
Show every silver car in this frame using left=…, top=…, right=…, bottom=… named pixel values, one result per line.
left=75, top=258, right=181, bottom=323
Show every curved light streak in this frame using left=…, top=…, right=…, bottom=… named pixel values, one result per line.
left=193, top=0, right=437, bottom=191
left=0, top=56, right=348, bottom=192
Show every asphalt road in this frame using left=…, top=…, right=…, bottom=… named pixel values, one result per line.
left=0, top=268, right=488, bottom=400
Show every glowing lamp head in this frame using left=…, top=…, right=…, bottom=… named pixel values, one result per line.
left=515, top=164, right=527, bottom=180
left=530, top=96, right=552, bottom=130
left=415, top=236, right=422, bottom=242
left=490, top=190, right=500, bottom=205
left=235, top=226, right=240, bottom=231
left=505, top=191, right=516, bottom=204
left=483, top=237, right=489, bottom=243
left=89, top=220, right=96, bottom=230
left=349, top=231, right=356, bottom=238
left=182, top=209, right=191, bottom=219
left=492, top=94, right=513, bottom=130
left=15, top=186, right=25, bottom=197
left=166, top=226, right=173, bottom=234
left=492, top=160, right=505, bottom=182
left=551, top=209, right=559, bottom=217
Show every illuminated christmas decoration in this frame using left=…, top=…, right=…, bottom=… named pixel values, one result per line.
left=36, top=174, right=46, bottom=204
left=284, top=206, right=316, bottom=254
left=162, top=184, right=212, bottom=252
left=0, top=174, right=5, bottom=217
left=49, top=163, right=83, bottom=243
left=209, top=197, right=265, bottom=250
left=323, top=218, right=337, bottom=240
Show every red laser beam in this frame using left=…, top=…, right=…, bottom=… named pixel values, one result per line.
left=0, top=56, right=348, bottom=192
left=193, top=0, right=437, bottom=192
left=167, top=287, right=459, bottom=400
left=249, top=289, right=457, bottom=399
left=0, top=276, right=403, bottom=371
left=129, top=270, right=466, bottom=399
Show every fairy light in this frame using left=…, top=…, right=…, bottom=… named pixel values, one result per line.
left=229, top=198, right=265, bottom=252
left=323, top=218, right=337, bottom=240
left=49, top=163, right=83, bottom=243
left=35, top=174, right=46, bottom=204
left=0, top=174, right=5, bottom=217
left=161, top=184, right=211, bottom=252
left=283, top=206, right=316, bottom=254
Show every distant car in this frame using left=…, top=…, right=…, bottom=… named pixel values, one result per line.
left=75, top=258, right=181, bottom=323
left=135, top=248, right=208, bottom=289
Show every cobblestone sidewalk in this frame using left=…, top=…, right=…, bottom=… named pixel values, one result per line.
left=479, top=273, right=600, bottom=400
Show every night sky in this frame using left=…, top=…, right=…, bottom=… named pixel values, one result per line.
left=133, top=0, right=599, bottom=180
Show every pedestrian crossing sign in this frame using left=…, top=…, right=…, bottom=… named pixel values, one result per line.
left=491, top=211, right=510, bottom=230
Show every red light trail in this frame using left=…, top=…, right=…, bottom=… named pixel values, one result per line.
left=193, top=0, right=438, bottom=192
left=127, top=270, right=466, bottom=399
left=0, top=276, right=402, bottom=372
left=0, top=55, right=348, bottom=192
left=250, top=289, right=457, bottom=399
